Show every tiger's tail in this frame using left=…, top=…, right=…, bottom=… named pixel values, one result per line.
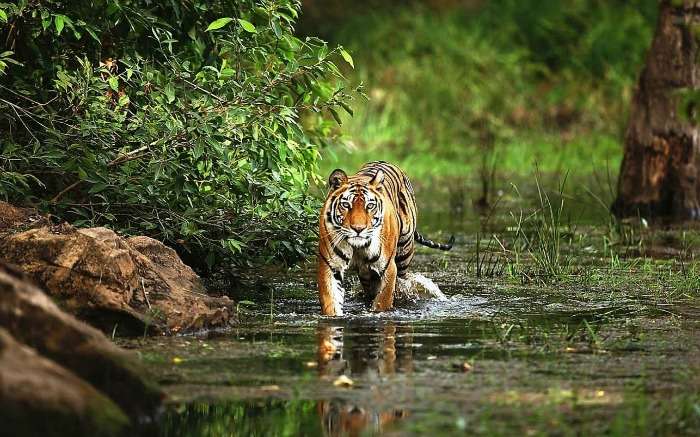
left=415, top=231, right=455, bottom=251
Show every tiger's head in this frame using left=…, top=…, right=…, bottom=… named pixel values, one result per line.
left=325, top=168, right=385, bottom=249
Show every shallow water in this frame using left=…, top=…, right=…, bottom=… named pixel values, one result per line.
left=125, top=180, right=700, bottom=436
left=130, top=286, right=699, bottom=436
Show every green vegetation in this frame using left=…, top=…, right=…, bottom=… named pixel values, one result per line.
left=0, top=0, right=353, bottom=271
left=315, top=0, right=657, bottom=179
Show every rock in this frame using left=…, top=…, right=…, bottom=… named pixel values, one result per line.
left=0, top=328, right=129, bottom=437
left=0, top=223, right=234, bottom=334
left=0, top=201, right=48, bottom=234
left=0, top=263, right=163, bottom=419
left=125, top=235, right=232, bottom=333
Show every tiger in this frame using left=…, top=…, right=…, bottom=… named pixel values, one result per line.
left=317, top=161, right=454, bottom=315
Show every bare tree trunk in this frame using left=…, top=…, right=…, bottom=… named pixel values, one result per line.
left=612, top=0, right=700, bottom=220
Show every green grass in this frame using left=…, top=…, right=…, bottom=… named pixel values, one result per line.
left=321, top=132, right=623, bottom=181
left=316, top=1, right=656, bottom=180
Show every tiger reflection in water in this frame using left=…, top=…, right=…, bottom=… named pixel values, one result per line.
left=316, top=321, right=414, bottom=436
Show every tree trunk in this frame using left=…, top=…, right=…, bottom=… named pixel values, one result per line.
left=612, top=0, right=700, bottom=220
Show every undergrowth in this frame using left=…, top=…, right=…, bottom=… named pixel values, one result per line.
left=313, top=1, right=657, bottom=181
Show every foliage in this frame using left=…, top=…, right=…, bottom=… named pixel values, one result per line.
left=330, top=7, right=536, bottom=170
left=480, top=0, right=657, bottom=82
left=0, top=0, right=354, bottom=270
left=313, top=1, right=657, bottom=180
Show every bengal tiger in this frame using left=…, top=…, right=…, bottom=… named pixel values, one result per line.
left=318, top=161, right=454, bottom=315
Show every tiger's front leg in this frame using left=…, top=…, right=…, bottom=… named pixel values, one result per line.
left=371, top=259, right=397, bottom=312
left=318, top=257, right=346, bottom=316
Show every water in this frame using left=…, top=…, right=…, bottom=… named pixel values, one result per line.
left=124, top=178, right=700, bottom=436
left=130, top=291, right=698, bottom=435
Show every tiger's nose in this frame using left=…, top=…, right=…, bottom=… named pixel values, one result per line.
left=350, top=224, right=366, bottom=234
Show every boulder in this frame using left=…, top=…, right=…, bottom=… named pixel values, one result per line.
left=0, top=328, right=129, bottom=437
left=0, top=263, right=163, bottom=419
left=0, top=200, right=48, bottom=234
left=0, top=224, right=234, bottom=334
left=125, top=235, right=231, bottom=332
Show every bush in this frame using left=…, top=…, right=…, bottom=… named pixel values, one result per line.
left=0, top=1, right=353, bottom=270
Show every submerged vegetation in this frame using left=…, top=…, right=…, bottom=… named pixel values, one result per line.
left=0, top=0, right=353, bottom=271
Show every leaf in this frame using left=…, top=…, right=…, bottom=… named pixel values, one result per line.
left=2, top=56, right=20, bottom=66
left=206, top=17, right=234, bottom=32
left=238, top=19, right=257, bottom=33
left=329, top=107, right=342, bottom=125
left=339, top=101, right=354, bottom=117
left=164, top=83, right=175, bottom=103
left=54, top=14, right=66, bottom=35
left=108, top=76, right=119, bottom=91
left=0, top=10, right=7, bottom=23
left=340, top=48, right=354, bottom=68
left=117, top=94, right=130, bottom=106
left=89, top=182, right=108, bottom=194
left=85, top=26, right=102, bottom=44
left=279, top=143, right=287, bottom=162
left=271, top=20, right=283, bottom=39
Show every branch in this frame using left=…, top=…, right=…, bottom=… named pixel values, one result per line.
left=50, top=145, right=150, bottom=204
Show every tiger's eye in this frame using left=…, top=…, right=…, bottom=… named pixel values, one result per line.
left=341, top=201, right=351, bottom=209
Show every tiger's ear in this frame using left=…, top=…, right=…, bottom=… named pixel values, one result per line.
left=369, top=170, right=384, bottom=188
left=328, top=169, right=348, bottom=190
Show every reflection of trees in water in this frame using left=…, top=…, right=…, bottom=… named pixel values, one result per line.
left=316, top=321, right=413, bottom=436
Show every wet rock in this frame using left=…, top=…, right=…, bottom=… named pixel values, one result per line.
left=0, top=328, right=129, bottom=437
left=0, top=223, right=234, bottom=334
left=125, top=235, right=232, bottom=333
left=0, top=263, right=163, bottom=418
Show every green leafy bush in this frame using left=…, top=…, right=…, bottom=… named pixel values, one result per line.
left=0, top=1, right=353, bottom=270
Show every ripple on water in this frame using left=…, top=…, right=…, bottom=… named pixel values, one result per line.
left=266, top=293, right=491, bottom=324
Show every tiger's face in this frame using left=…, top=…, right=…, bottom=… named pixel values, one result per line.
left=326, top=169, right=384, bottom=249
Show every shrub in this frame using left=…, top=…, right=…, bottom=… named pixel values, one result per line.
left=0, top=0, right=353, bottom=270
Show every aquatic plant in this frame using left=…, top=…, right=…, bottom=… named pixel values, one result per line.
left=507, top=171, right=572, bottom=283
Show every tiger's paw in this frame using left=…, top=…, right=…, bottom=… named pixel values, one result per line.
left=370, top=300, right=393, bottom=312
